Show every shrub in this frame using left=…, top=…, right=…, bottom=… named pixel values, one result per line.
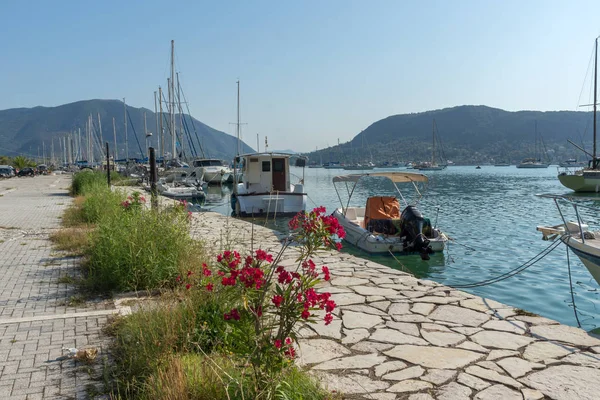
left=85, top=201, right=195, bottom=292
left=70, top=170, right=122, bottom=196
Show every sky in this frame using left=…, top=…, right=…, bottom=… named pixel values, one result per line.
left=1, top=1, right=600, bottom=152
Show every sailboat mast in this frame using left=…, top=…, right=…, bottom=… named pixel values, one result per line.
left=154, top=91, right=160, bottom=158
left=112, top=117, right=117, bottom=161
left=123, top=98, right=129, bottom=160
left=159, top=86, right=164, bottom=161
left=170, top=40, right=176, bottom=160
left=237, top=80, right=241, bottom=156
left=432, top=119, right=435, bottom=165
left=594, top=37, right=598, bottom=168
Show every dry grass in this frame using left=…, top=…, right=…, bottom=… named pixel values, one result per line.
left=61, top=196, right=87, bottom=227
left=50, top=226, right=91, bottom=254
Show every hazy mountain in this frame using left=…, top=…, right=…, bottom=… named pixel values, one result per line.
left=310, top=105, right=595, bottom=165
left=0, top=99, right=254, bottom=161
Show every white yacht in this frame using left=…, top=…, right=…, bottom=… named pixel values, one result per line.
left=191, top=159, right=233, bottom=185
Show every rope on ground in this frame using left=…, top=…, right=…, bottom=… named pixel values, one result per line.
left=387, top=249, right=414, bottom=276
left=565, top=237, right=582, bottom=328
left=448, top=239, right=562, bottom=289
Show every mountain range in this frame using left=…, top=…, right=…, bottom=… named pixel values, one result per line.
left=309, top=105, right=596, bottom=165
left=0, top=99, right=254, bottom=162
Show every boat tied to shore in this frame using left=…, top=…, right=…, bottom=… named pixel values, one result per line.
left=331, top=172, right=447, bottom=260
left=537, top=194, right=600, bottom=286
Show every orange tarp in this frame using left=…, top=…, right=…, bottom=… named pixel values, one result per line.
left=364, top=196, right=400, bottom=228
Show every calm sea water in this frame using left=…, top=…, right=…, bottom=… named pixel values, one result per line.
left=200, top=166, right=600, bottom=331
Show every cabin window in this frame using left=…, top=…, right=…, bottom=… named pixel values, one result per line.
left=250, top=158, right=258, bottom=163
left=262, top=161, right=271, bottom=172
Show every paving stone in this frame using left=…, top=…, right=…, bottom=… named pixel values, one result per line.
left=411, top=302, right=435, bottom=316
left=420, top=369, right=457, bottom=385
left=436, top=382, right=472, bottom=400
left=529, top=324, right=600, bottom=347
left=351, top=341, right=395, bottom=353
left=342, top=328, right=370, bottom=344
left=459, top=297, right=510, bottom=313
left=512, top=315, right=559, bottom=325
left=363, top=393, right=397, bottom=400
left=388, top=302, right=411, bottom=315
left=560, top=352, right=600, bottom=369
left=386, top=379, right=433, bottom=393
left=309, top=317, right=343, bottom=339
left=413, top=296, right=464, bottom=304
left=408, top=394, right=434, bottom=400
left=421, top=329, right=466, bottom=347
left=330, top=277, right=370, bottom=286
left=313, top=353, right=387, bottom=370
left=521, top=388, right=545, bottom=400
left=297, top=339, right=351, bottom=366
left=330, top=292, right=366, bottom=306
left=470, top=330, right=534, bottom=350
left=370, top=329, right=428, bottom=345
left=391, top=314, right=431, bottom=323
left=370, top=300, right=391, bottom=311
left=313, top=372, right=390, bottom=394
left=474, top=384, right=523, bottom=400
left=428, top=305, right=490, bottom=327
left=464, top=366, right=523, bottom=389
left=475, top=360, right=505, bottom=373
left=342, top=304, right=388, bottom=316
left=486, top=349, right=519, bottom=361
left=384, top=345, right=484, bottom=369
left=591, top=346, right=600, bottom=354
left=456, top=372, right=491, bottom=390
left=382, top=365, right=424, bottom=381
left=385, top=321, right=420, bottom=337
left=481, top=320, right=527, bottom=334
left=342, top=310, right=384, bottom=329
left=522, top=341, right=579, bottom=362
left=375, top=361, right=407, bottom=377
left=456, top=340, right=489, bottom=353
left=451, top=326, right=483, bottom=335
left=366, top=295, right=386, bottom=302
left=353, top=286, right=398, bottom=297
left=496, top=357, right=545, bottom=378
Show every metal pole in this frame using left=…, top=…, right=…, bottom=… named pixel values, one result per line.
left=149, top=147, right=158, bottom=210
left=124, top=98, right=129, bottom=161
left=106, top=142, right=111, bottom=187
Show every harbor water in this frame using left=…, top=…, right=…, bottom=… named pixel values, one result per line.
left=199, top=165, right=600, bottom=331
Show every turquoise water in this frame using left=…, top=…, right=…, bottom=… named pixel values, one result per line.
left=201, top=166, right=600, bottom=331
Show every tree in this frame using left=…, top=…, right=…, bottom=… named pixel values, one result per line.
left=12, top=156, right=35, bottom=169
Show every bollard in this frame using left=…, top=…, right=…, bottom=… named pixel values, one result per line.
left=106, top=142, right=111, bottom=187
left=149, top=147, right=158, bottom=210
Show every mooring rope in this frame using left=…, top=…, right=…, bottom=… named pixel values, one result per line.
left=449, top=239, right=562, bottom=289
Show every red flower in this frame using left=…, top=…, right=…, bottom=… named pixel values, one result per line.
left=325, top=299, right=336, bottom=313
left=322, top=266, right=331, bottom=281
left=274, top=339, right=282, bottom=349
left=255, top=249, right=273, bottom=263
left=285, top=337, right=292, bottom=345
left=272, top=295, right=283, bottom=308
left=187, top=270, right=193, bottom=277
left=206, top=283, right=213, bottom=292
left=284, top=347, right=296, bottom=359
left=224, top=308, right=240, bottom=321
left=301, top=309, right=310, bottom=319
left=324, top=313, right=333, bottom=325
left=335, top=242, right=343, bottom=251
left=176, top=275, right=181, bottom=283
left=185, top=283, right=191, bottom=290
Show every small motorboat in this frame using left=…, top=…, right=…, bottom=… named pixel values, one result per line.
left=332, top=172, right=447, bottom=260
left=156, top=179, right=205, bottom=202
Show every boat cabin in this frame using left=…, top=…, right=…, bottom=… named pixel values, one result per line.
left=238, top=153, right=298, bottom=193
left=192, top=159, right=227, bottom=168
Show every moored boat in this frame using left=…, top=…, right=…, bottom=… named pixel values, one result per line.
left=191, top=159, right=233, bottom=184
left=331, top=172, right=447, bottom=260
left=231, top=152, right=307, bottom=217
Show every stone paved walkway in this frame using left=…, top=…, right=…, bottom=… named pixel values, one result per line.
left=0, top=175, right=113, bottom=400
left=192, top=211, right=600, bottom=400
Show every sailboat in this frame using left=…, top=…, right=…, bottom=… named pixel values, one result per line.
left=558, top=37, right=600, bottom=192
left=516, top=120, right=550, bottom=168
left=414, top=119, right=447, bottom=171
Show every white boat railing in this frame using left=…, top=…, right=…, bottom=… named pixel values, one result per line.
left=538, top=194, right=600, bottom=244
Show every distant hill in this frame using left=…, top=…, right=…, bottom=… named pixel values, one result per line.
left=310, top=105, right=595, bottom=165
left=0, top=99, right=254, bottom=161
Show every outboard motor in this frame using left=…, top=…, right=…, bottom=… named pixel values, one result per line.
left=400, top=205, right=434, bottom=260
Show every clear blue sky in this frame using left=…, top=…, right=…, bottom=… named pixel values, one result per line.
left=1, top=1, right=600, bottom=152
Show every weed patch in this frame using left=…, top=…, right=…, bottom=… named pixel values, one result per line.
left=50, top=227, right=91, bottom=254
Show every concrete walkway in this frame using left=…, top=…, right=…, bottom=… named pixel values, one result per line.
left=0, top=175, right=113, bottom=400
left=192, top=211, right=600, bottom=400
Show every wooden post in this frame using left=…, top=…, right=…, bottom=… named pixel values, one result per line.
left=149, top=147, right=158, bottom=210
left=106, top=142, right=111, bottom=187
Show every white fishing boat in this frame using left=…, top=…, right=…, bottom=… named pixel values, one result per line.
left=191, top=159, right=232, bottom=184
left=331, top=172, right=447, bottom=260
left=156, top=179, right=205, bottom=201
left=537, top=194, right=600, bottom=286
left=231, top=152, right=307, bottom=217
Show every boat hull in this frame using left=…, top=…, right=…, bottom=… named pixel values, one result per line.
left=234, top=192, right=306, bottom=217
left=558, top=173, right=600, bottom=192
left=516, top=163, right=549, bottom=168
left=562, top=236, right=600, bottom=286
left=332, top=208, right=446, bottom=254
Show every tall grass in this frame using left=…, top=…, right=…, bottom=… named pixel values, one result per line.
left=85, top=204, right=197, bottom=292
left=71, top=170, right=111, bottom=196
